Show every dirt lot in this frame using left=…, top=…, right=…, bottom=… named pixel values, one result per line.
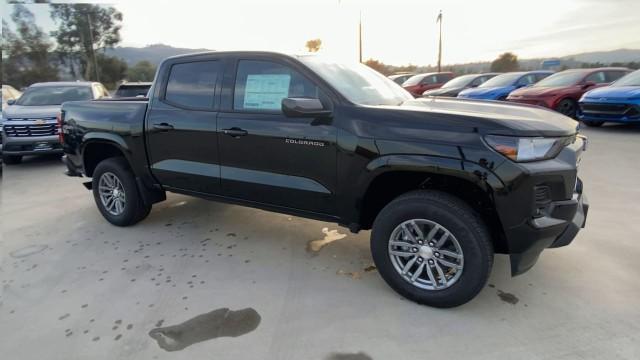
left=1, top=124, right=639, bottom=360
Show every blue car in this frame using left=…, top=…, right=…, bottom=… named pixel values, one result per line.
left=457, top=71, right=553, bottom=101
left=578, top=69, right=640, bottom=127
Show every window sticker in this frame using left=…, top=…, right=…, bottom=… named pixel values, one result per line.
left=243, top=74, right=291, bottom=110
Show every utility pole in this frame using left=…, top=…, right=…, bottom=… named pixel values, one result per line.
left=87, top=14, right=100, bottom=82
left=437, top=10, right=442, bottom=72
left=358, top=10, right=363, bottom=63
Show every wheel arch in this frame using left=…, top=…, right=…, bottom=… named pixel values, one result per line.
left=81, top=133, right=132, bottom=177
left=358, top=155, right=509, bottom=253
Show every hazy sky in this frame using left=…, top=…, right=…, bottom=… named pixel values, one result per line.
left=3, top=0, right=640, bottom=65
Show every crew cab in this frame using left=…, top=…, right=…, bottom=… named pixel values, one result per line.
left=61, top=51, right=588, bottom=308
left=2, top=81, right=109, bottom=164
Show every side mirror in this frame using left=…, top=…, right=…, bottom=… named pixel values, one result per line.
left=7, top=99, right=16, bottom=106
left=582, top=81, right=596, bottom=89
left=282, top=98, right=331, bottom=118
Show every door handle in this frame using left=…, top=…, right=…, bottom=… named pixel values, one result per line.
left=221, top=127, right=248, bottom=137
left=152, top=123, right=174, bottom=131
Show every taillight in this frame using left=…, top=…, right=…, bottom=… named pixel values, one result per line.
left=57, top=112, right=63, bottom=143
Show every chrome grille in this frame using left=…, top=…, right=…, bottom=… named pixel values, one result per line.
left=4, top=123, right=57, bottom=137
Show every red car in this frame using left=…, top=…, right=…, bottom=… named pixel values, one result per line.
left=506, top=67, right=630, bottom=118
left=402, top=72, right=454, bottom=97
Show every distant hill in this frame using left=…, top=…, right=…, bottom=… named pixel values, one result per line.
left=561, top=49, right=640, bottom=63
left=105, top=44, right=213, bottom=65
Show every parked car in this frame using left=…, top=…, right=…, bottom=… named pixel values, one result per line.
left=458, top=71, right=553, bottom=101
left=402, top=72, right=454, bottom=97
left=422, top=73, right=499, bottom=97
left=1, top=85, right=23, bottom=147
left=388, top=73, right=415, bottom=85
left=578, top=69, right=640, bottom=127
left=114, top=82, right=152, bottom=98
left=507, top=68, right=630, bottom=118
left=61, top=51, right=588, bottom=308
left=1, top=81, right=110, bottom=164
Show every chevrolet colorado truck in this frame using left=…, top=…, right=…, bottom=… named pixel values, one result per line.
left=61, top=51, right=589, bottom=307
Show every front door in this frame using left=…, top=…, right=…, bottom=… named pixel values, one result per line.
left=217, top=58, right=337, bottom=214
left=146, top=59, right=222, bottom=194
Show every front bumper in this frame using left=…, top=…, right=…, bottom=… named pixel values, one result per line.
left=578, top=102, right=640, bottom=123
left=1, top=134, right=63, bottom=155
left=509, top=186, right=588, bottom=275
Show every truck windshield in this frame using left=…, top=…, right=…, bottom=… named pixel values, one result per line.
left=611, top=70, right=640, bottom=87
left=298, top=57, right=413, bottom=106
left=16, top=86, right=93, bottom=106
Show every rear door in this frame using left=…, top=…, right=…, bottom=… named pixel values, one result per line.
left=216, top=57, right=337, bottom=214
left=146, top=58, right=223, bottom=194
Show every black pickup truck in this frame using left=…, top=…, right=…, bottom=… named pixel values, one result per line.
left=61, top=51, right=588, bottom=307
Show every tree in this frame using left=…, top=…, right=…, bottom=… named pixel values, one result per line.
left=305, top=38, right=322, bottom=53
left=490, top=52, right=519, bottom=72
left=126, top=61, right=157, bottom=82
left=364, top=58, right=389, bottom=75
left=95, top=54, right=127, bottom=89
left=50, top=3, right=123, bottom=81
left=2, top=5, right=59, bottom=89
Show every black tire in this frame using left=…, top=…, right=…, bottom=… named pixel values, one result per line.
left=2, top=155, right=22, bottom=165
left=582, top=120, right=604, bottom=127
left=92, top=157, right=151, bottom=226
left=555, top=99, right=577, bottom=118
left=371, top=190, right=494, bottom=308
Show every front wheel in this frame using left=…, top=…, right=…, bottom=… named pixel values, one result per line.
left=371, top=190, right=493, bottom=308
left=555, top=99, right=577, bottom=118
left=92, top=157, right=151, bottom=226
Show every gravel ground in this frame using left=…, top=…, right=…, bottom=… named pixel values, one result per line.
left=1, top=124, right=639, bottom=360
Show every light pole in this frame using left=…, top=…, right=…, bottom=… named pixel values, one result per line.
left=437, top=10, right=442, bottom=72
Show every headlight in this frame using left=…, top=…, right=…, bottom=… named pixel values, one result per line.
left=484, top=135, right=568, bottom=162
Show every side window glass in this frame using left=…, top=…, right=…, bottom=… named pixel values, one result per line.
left=585, top=72, right=606, bottom=83
left=605, top=71, right=626, bottom=83
left=536, top=73, right=550, bottom=82
left=165, top=61, right=219, bottom=109
left=517, top=75, right=534, bottom=86
left=233, top=60, right=321, bottom=112
left=471, top=76, right=484, bottom=86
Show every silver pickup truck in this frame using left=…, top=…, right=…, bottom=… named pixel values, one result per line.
left=1, top=81, right=109, bottom=164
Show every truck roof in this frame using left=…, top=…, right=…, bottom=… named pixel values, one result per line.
left=29, top=81, right=98, bottom=88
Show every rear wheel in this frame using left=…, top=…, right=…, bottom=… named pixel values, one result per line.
left=371, top=190, right=493, bottom=308
left=92, top=157, right=151, bottom=226
left=2, top=155, right=22, bottom=165
left=582, top=120, right=604, bottom=127
left=555, top=99, right=577, bottom=118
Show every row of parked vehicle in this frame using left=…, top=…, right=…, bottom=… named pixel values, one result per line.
left=0, top=81, right=152, bottom=164
left=390, top=68, right=640, bottom=126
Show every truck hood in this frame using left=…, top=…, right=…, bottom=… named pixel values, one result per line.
left=582, top=86, right=640, bottom=100
left=2, top=105, right=61, bottom=120
left=385, top=97, right=579, bottom=137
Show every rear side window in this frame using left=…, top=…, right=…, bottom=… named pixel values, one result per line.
left=585, top=71, right=606, bottom=83
left=535, top=73, right=551, bottom=82
left=436, top=74, right=452, bottom=83
left=605, top=71, right=627, bottom=83
left=421, top=75, right=437, bottom=84
left=233, top=60, right=321, bottom=112
left=517, top=74, right=537, bottom=86
left=165, top=61, right=219, bottom=109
